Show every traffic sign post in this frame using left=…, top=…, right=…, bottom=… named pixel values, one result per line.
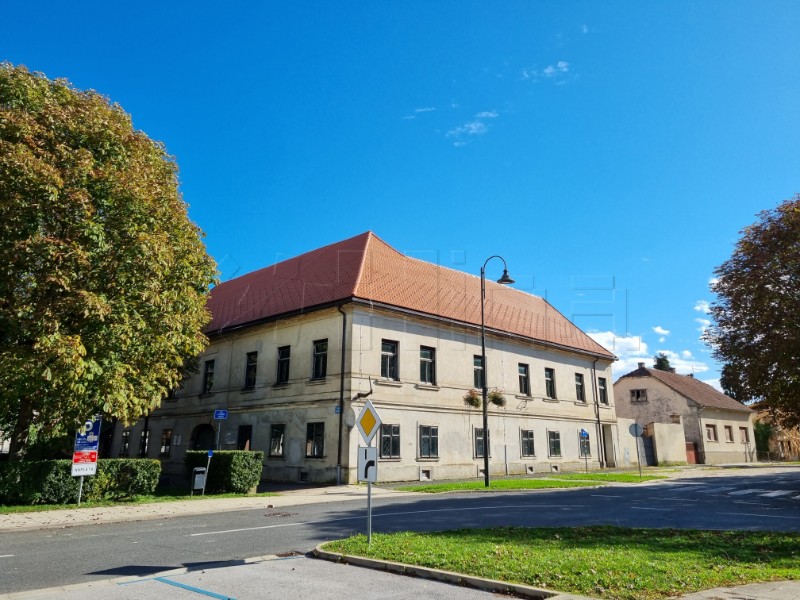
left=72, top=415, right=102, bottom=506
left=213, top=410, right=228, bottom=450
left=356, top=400, right=382, bottom=544
left=629, top=423, right=644, bottom=481
left=580, top=429, right=589, bottom=473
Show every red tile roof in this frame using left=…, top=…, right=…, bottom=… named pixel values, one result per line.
left=206, top=232, right=615, bottom=360
left=618, top=366, right=752, bottom=413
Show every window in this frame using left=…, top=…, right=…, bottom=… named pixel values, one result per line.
left=724, top=425, right=734, bottom=442
left=269, top=424, right=285, bottom=457
left=381, top=340, right=399, bottom=380
left=419, top=346, right=436, bottom=385
left=306, top=422, right=324, bottom=457
left=473, top=355, right=484, bottom=388
left=630, top=389, right=648, bottom=403
left=579, top=431, right=591, bottom=457
left=706, top=424, right=718, bottom=442
left=474, top=428, right=490, bottom=458
left=598, top=377, right=609, bottom=405
left=312, top=340, right=327, bottom=380
left=244, top=351, right=258, bottom=390
left=518, top=364, right=530, bottom=396
left=575, top=373, right=586, bottom=402
left=419, top=425, right=438, bottom=458
left=276, top=346, right=290, bottom=384
left=544, top=367, right=556, bottom=399
left=237, top=425, right=252, bottom=450
left=740, top=427, right=750, bottom=443
left=548, top=430, right=561, bottom=457
left=521, top=429, right=535, bottom=457
left=119, top=430, right=131, bottom=456
left=380, top=424, right=400, bottom=458
left=139, top=428, right=150, bottom=457
left=202, top=359, right=215, bottom=394
left=159, top=429, right=173, bottom=457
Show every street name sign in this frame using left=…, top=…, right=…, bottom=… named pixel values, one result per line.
left=213, top=409, right=228, bottom=420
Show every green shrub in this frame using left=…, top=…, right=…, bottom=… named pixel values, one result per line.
left=0, top=459, right=161, bottom=505
left=184, top=450, right=264, bottom=494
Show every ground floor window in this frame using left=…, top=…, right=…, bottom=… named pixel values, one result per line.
left=706, top=424, right=718, bottom=442
left=119, top=430, right=131, bottom=456
left=159, top=429, right=173, bottom=457
left=521, top=429, right=535, bottom=457
left=548, top=430, right=561, bottom=457
left=419, top=425, right=438, bottom=458
left=380, top=424, right=400, bottom=458
left=139, top=428, right=150, bottom=457
left=269, top=424, right=285, bottom=457
left=306, top=422, right=324, bottom=458
left=740, top=427, right=750, bottom=443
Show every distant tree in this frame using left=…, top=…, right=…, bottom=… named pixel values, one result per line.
left=705, top=195, right=800, bottom=427
left=653, top=352, right=672, bottom=371
left=0, top=64, right=217, bottom=460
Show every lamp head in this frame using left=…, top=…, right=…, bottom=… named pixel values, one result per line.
left=497, top=269, right=515, bottom=285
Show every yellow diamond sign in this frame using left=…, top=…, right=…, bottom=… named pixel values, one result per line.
left=356, top=399, right=382, bottom=444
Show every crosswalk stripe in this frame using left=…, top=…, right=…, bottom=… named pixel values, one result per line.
left=728, top=489, right=767, bottom=495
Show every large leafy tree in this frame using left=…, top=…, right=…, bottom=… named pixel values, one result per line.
left=0, top=64, right=216, bottom=459
left=653, top=352, right=672, bottom=371
left=706, top=195, right=800, bottom=426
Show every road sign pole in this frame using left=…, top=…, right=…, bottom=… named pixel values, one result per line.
left=367, top=480, right=372, bottom=544
left=204, top=451, right=213, bottom=496
left=636, top=441, right=642, bottom=481
left=77, top=476, right=84, bottom=506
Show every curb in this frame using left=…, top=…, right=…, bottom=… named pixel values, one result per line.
left=312, top=545, right=597, bottom=600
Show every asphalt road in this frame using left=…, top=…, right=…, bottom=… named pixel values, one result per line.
left=2, top=469, right=799, bottom=595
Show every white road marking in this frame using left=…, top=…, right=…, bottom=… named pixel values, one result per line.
left=0, top=555, right=14, bottom=558
left=189, top=504, right=586, bottom=537
left=760, top=490, right=792, bottom=498
left=728, top=489, right=767, bottom=496
left=590, top=495, right=622, bottom=498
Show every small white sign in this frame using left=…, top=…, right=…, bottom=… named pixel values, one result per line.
left=71, top=462, right=97, bottom=477
left=357, top=446, right=378, bottom=483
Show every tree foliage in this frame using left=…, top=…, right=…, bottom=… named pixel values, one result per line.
left=0, top=64, right=217, bottom=459
left=706, top=195, right=800, bottom=427
left=652, top=352, right=672, bottom=371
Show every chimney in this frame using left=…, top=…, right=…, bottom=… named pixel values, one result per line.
left=670, top=368, right=676, bottom=373
left=638, top=362, right=645, bottom=369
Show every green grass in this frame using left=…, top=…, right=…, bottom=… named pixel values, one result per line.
left=0, top=489, right=277, bottom=513
left=395, top=479, right=600, bottom=493
left=549, top=473, right=667, bottom=483
left=324, top=527, right=800, bottom=600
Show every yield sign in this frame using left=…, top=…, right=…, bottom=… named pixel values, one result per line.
left=356, top=399, right=382, bottom=445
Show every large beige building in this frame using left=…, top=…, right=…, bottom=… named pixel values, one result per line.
left=112, top=232, right=619, bottom=483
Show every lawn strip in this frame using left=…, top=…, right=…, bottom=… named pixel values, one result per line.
left=548, top=473, right=666, bottom=483
left=395, top=479, right=600, bottom=493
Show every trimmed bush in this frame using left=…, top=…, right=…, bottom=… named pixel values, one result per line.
left=0, top=459, right=161, bottom=505
left=184, top=450, right=264, bottom=494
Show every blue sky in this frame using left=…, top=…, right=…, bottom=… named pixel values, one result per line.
left=3, top=2, right=799, bottom=387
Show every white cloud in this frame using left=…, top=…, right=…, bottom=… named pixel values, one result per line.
left=681, top=350, right=693, bottom=359
left=655, top=349, right=710, bottom=376
left=447, top=120, right=488, bottom=138
left=415, top=107, right=436, bottom=113
left=659, top=337, right=666, bottom=343
left=694, top=300, right=711, bottom=314
left=652, top=326, right=670, bottom=336
left=475, top=110, right=498, bottom=118
left=695, top=318, right=711, bottom=333
left=701, top=378, right=722, bottom=392
left=522, top=61, right=570, bottom=81
left=581, top=24, right=589, bottom=34
left=589, top=331, right=712, bottom=378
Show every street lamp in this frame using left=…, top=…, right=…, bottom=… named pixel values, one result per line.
left=480, top=255, right=514, bottom=487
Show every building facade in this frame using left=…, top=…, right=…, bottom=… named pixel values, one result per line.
left=112, top=232, right=619, bottom=483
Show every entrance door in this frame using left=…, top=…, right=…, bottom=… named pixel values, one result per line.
left=237, top=425, right=252, bottom=450
left=685, top=442, right=699, bottom=464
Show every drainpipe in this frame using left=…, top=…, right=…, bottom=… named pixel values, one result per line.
left=336, top=305, right=347, bottom=485
left=591, top=358, right=605, bottom=468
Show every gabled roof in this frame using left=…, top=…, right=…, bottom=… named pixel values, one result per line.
left=206, top=232, right=614, bottom=360
left=617, top=366, right=752, bottom=413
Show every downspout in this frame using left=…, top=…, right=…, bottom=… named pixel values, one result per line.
left=336, top=305, right=347, bottom=485
left=591, top=358, right=605, bottom=468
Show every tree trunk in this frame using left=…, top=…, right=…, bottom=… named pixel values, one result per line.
left=7, top=396, right=34, bottom=461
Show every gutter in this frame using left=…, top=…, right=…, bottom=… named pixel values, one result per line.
left=336, top=304, right=347, bottom=485
left=591, top=358, right=605, bottom=468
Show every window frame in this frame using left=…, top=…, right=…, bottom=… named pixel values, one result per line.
left=381, top=340, right=399, bottom=380
left=521, top=429, right=535, bottom=457
left=269, top=423, right=286, bottom=457
left=630, top=389, right=648, bottom=403
left=544, top=367, right=556, bottom=399
left=159, top=429, right=173, bottom=457
left=380, top=424, right=401, bottom=458
left=474, top=428, right=490, bottom=459
left=419, top=346, right=436, bottom=385
left=739, top=427, right=750, bottom=443
left=139, top=428, right=150, bottom=457
left=419, top=425, right=439, bottom=459
left=306, top=422, right=325, bottom=458
left=547, top=430, right=561, bottom=457
left=598, top=377, right=609, bottom=405
left=119, top=430, right=131, bottom=456
left=244, top=351, right=258, bottom=390
left=724, top=425, right=734, bottom=442
left=276, top=345, right=291, bottom=384
left=473, top=355, right=485, bottom=389
left=575, top=373, right=586, bottom=402
left=706, top=424, right=718, bottom=442
left=312, top=339, right=328, bottom=380
left=202, top=359, right=215, bottom=394
left=518, top=363, right=531, bottom=396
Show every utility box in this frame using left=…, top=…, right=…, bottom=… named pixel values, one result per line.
left=191, top=467, right=206, bottom=496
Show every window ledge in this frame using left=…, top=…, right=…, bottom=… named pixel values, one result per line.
left=267, top=455, right=285, bottom=460
left=198, top=392, right=215, bottom=399
left=599, top=404, right=612, bottom=409
left=574, top=401, right=589, bottom=406
left=542, top=397, right=559, bottom=403
left=273, top=382, right=290, bottom=389
left=379, top=457, right=402, bottom=462
left=307, top=378, right=330, bottom=386
left=240, top=388, right=256, bottom=394
left=416, top=457, right=440, bottom=462
left=515, top=394, right=533, bottom=400
left=375, top=379, right=402, bottom=387
left=415, top=384, right=440, bottom=391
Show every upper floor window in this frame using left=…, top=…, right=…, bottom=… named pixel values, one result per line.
left=575, top=373, right=586, bottom=402
left=518, top=363, right=530, bottom=396
left=312, top=340, right=328, bottom=380
left=202, top=359, right=215, bottom=394
left=419, top=346, right=436, bottom=385
left=381, top=340, right=399, bottom=380
left=276, top=346, right=291, bottom=384
left=598, top=377, right=609, bottom=405
left=473, top=355, right=484, bottom=389
left=630, top=389, right=648, bottom=403
left=544, top=367, right=556, bottom=399
left=244, top=351, right=258, bottom=390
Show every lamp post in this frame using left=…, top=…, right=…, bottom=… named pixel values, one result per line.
left=480, top=256, right=514, bottom=487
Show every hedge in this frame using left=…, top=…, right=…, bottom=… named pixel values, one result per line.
left=184, top=450, right=264, bottom=494
left=0, top=459, right=161, bottom=505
